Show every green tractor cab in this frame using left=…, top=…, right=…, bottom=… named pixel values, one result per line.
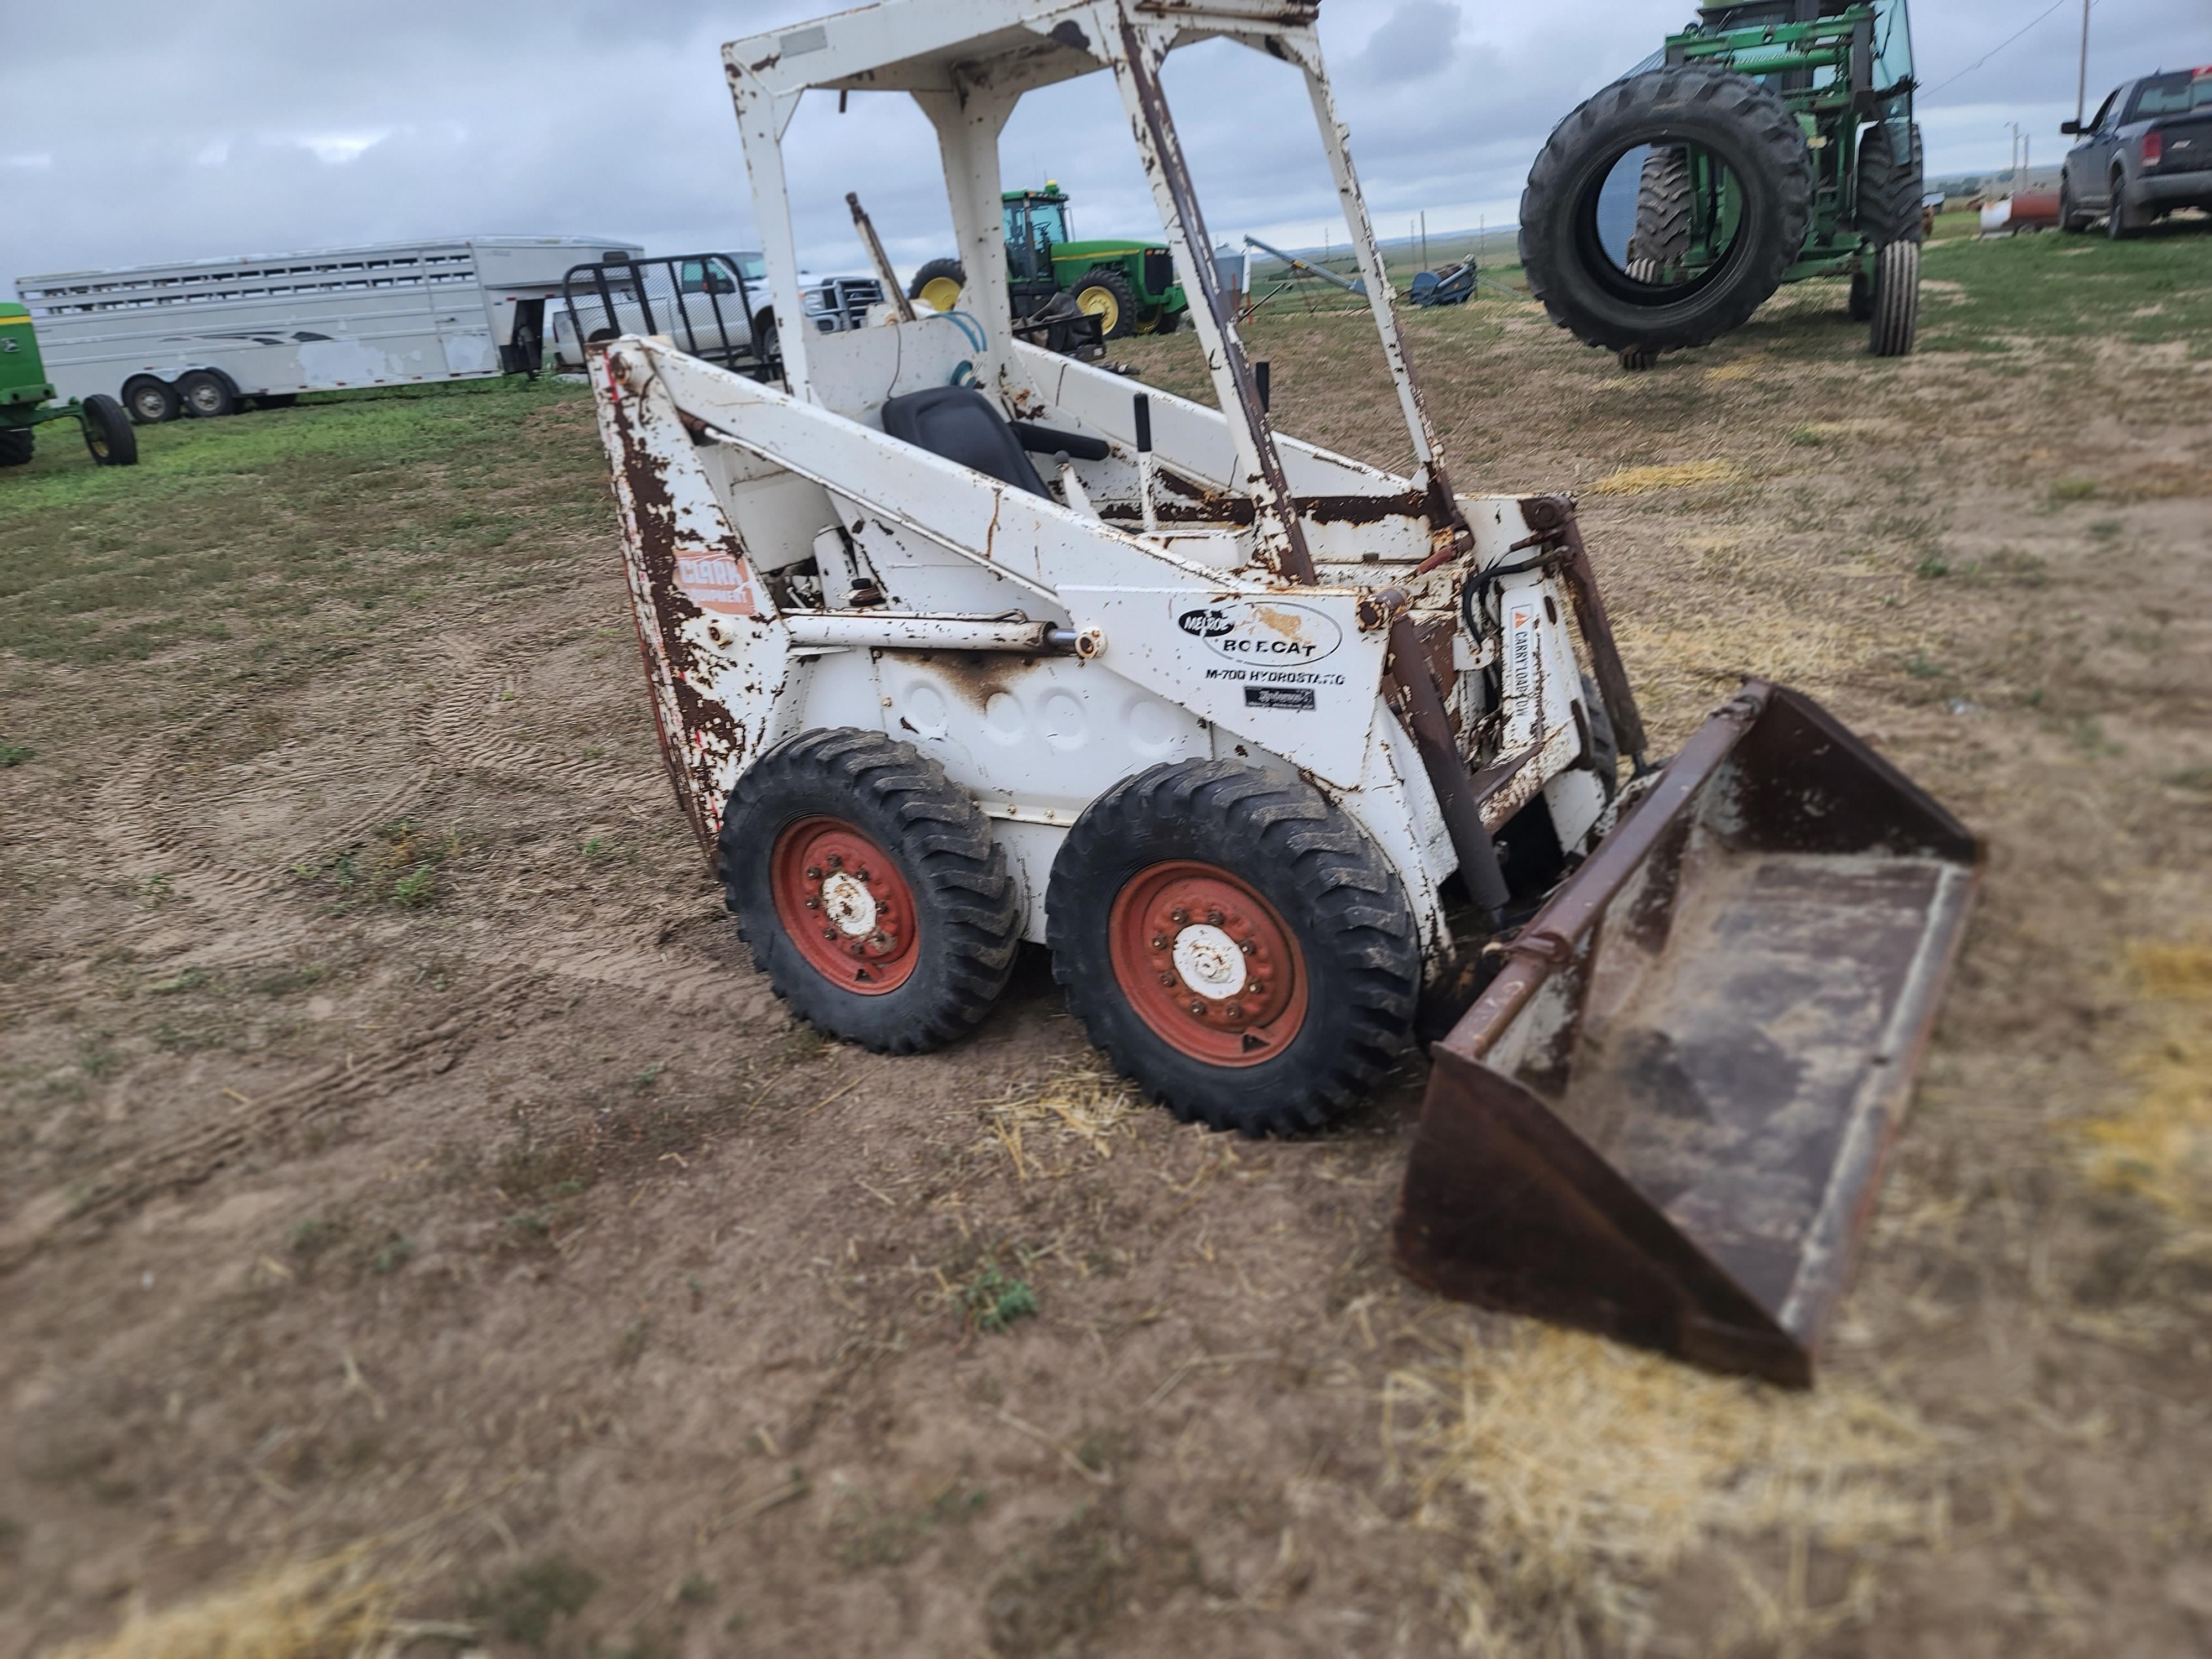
left=0, top=303, right=138, bottom=469
left=907, top=182, right=1190, bottom=342
left=1521, top=0, right=1923, bottom=367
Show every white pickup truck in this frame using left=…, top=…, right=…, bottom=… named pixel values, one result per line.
left=552, top=251, right=884, bottom=375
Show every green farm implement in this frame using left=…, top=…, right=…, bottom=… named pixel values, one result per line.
left=907, top=182, right=1189, bottom=341
left=1521, top=0, right=1923, bottom=368
left=0, top=302, right=137, bottom=469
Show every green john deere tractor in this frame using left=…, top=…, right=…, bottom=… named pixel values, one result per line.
left=1520, top=0, right=1923, bottom=369
left=1, top=302, right=137, bottom=469
left=906, top=183, right=1190, bottom=342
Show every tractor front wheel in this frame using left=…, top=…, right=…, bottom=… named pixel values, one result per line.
left=718, top=729, right=1019, bottom=1053
left=80, top=395, right=138, bottom=466
left=1151, top=302, right=1181, bottom=336
left=1072, top=268, right=1139, bottom=341
left=0, top=426, right=32, bottom=467
left=907, top=258, right=967, bottom=314
left=1867, top=240, right=1919, bottom=358
left=1046, top=761, right=1421, bottom=1136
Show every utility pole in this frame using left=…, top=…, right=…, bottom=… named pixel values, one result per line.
left=2008, top=122, right=2023, bottom=192
left=2075, top=0, right=2091, bottom=127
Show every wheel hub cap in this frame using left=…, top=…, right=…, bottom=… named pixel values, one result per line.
left=1171, top=924, right=1245, bottom=1000
left=820, top=870, right=877, bottom=936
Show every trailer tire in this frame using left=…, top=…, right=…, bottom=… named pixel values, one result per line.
left=718, top=728, right=1019, bottom=1055
left=1046, top=761, right=1421, bottom=1137
left=176, top=370, right=238, bottom=419
left=80, top=395, right=137, bottom=466
left=123, top=377, right=180, bottom=425
left=1519, top=65, right=1812, bottom=354
left=0, top=427, right=31, bottom=467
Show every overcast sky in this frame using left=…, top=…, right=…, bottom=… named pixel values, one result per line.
left=5, top=1, right=2209, bottom=290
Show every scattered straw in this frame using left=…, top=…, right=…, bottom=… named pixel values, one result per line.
left=2081, top=942, right=2212, bottom=1224
left=1584, top=459, right=1744, bottom=497
left=980, top=1060, right=1143, bottom=1178
left=1387, top=1324, right=1943, bottom=1654
left=49, top=1554, right=399, bottom=1659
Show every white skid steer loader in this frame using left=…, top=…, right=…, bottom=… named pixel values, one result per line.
left=586, top=0, right=1979, bottom=1384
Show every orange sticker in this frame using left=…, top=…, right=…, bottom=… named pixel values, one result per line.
left=675, top=547, right=758, bottom=617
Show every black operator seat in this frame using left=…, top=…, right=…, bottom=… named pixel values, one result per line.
left=878, top=386, right=1050, bottom=498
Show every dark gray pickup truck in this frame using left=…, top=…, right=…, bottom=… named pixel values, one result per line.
left=2060, top=67, right=2212, bottom=237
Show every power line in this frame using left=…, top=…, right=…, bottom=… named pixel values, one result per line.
left=1922, top=0, right=2089, bottom=99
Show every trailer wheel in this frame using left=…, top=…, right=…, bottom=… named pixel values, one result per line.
left=176, top=370, right=237, bottom=418
left=0, top=427, right=32, bottom=467
left=1047, top=761, right=1421, bottom=1136
left=123, top=378, right=179, bottom=424
left=80, top=395, right=138, bottom=466
left=718, top=729, right=1019, bottom=1054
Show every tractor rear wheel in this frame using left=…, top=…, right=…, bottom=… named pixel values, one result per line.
left=80, top=395, right=138, bottom=466
left=1855, top=121, right=1926, bottom=248
left=0, top=427, right=32, bottom=467
left=1072, top=267, right=1139, bottom=341
left=1866, top=239, right=1919, bottom=358
left=718, top=729, right=1019, bottom=1053
left=1046, top=760, right=1421, bottom=1136
left=1520, top=65, right=1812, bottom=356
left=907, top=258, right=967, bottom=314
left=1627, top=145, right=1693, bottom=271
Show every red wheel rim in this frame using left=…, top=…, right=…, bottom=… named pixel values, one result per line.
left=770, top=816, right=921, bottom=995
left=1108, top=860, right=1308, bottom=1067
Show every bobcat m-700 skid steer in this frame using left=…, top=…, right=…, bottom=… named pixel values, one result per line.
left=585, top=0, right=1978, bottom=1385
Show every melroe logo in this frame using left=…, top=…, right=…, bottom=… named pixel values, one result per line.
left=1175, top=600, right=1342, bottom=664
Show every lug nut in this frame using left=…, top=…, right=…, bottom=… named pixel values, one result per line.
left=856, top=868, right=871, bottom=882
left=1159, top=972, right=1177, bottom=987
left=1206, top=908, right=1224, bottom=926
left=827, top=853, right=843, bottom=869
left=1226, top=1004, right=1243, bottom=1020
left=1188, top=1001, right=1206, bottom=1016
left=848, top=942, right=866, bottom=957
left=822, top=927, right=838, bottom=941
left=1239, top=939, right=1255, bottom=955
left=804, top=896, right=820, bottom=910
left=1151, top=934, right=1168, bottom=951
left=805, top=865, right=822, bottom=880
left=1170, top=907, right=1189, bottom=925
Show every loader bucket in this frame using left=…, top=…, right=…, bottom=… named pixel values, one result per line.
left=1395, top=681, right=1980, bottom=1385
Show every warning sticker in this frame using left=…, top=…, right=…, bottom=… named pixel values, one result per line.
left=674, top=546, right=759, bottom=617
left=1244, top=685, right=1316, bottom=711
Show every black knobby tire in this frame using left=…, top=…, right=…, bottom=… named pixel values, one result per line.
left=1627, top=145, right=1693, bottom=269
left=1520, top=65, right=1812, bottom=354
left=718, top=729, right=1019, bottom=1054
left=1580, top=672, right=1619, bottom=797
left=1073, top=267, right=1140, bottom=340
left=1151, top=302, right=1181, bottom=336
left=80, top=395, right=138, bottom=466
left=907, top=258, right=967, bottom=306
left=1855, top=120, right=1926, bottom=247
left=1847, top=267, right=1874, bottom=321
left=176, top=369, right=237, bottom=418
left=1046, top=761, right=1422, bottom=1137
left=1867, top=239, right=1919, bottom=357
left=0, top=426, right=32, bottom=467
left=123, top=377, right=179, bottom=424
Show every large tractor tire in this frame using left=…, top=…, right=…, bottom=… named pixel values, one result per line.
left=717, top=729, right=1020, bottom=1053
left=0, top=427, right=32, bottom=467
left=1520, top=65, right=1813, bottom=356
left=1628, top=145, right=1693, bottom=271
left=1046, top=760, right=1421, bottom=1137
left=1858, top=120, right=1924, bottom=357
left=80, top=395, right=138, bottom=466
left=1072, top=267, right=1140, bottom=341
left=907, top=258, right=967, bottom=314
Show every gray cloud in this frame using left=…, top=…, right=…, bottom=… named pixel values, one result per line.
left=4, top=1, right=2208, bottom=293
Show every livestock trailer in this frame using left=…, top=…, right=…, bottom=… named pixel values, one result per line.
left=14, top=236, right=640, bottom=423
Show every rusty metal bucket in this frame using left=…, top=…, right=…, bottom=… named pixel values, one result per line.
left=1395, top=681, right=1980, bottom=1385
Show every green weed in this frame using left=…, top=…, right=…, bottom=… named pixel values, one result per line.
left=0, top=742, right=33, bottom=766
left=468, top=1557, right=598, bottom=1648
left=960, top=1262, right=1039, bottom=1333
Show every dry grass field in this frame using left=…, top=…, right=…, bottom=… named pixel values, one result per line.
left=3, top=215, right=2209, bottom=1657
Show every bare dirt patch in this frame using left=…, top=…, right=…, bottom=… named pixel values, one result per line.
left=4, top=232, right=2211, bottom=1656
